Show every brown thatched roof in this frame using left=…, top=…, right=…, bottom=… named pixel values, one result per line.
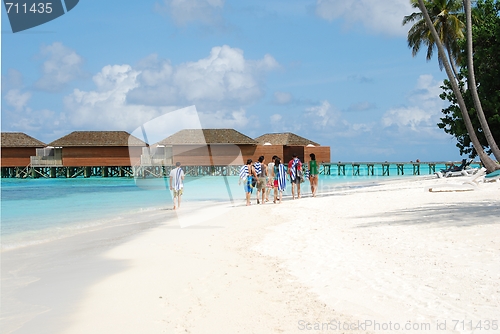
left=1, top=132, right=46, bottom=148
left=157, top=129, right=257, bottom=145
left=49, top=131, right=146, bottom=147
left=254, top=133, right=320, bottom=146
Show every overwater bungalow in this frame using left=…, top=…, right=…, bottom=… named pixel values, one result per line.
left=38, top=131, right=147, bottom=177
left=48, top=131, right=146, bottom=166
left=1, top=132, right=46, bottom=177
left=254, top=132, right=331, bottom=163
left=156, top=129, right=258, bottom=167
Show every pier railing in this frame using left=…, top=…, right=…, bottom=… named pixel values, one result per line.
left=319, top=161, right=482, bottom=176
left=1, top=161, right=481, bottom=178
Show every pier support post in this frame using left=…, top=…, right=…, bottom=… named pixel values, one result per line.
left=428, top=164, right=436, bottom=174
left=352, top=164, right=360, bottom=176
left=397, top=164, right=404, bottom=175
left=412, top=164, right=420, bottom=175
left=367, top=164, right=374, bottom=176
left=338, top=164, right=345, bottom=176
left=382, top=164, right=390, bottom=176
left=50, top=167, right=56, bottom=178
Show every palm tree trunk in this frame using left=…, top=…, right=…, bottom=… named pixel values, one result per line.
left=417, top=0, right=499, bottom=172
left=446, top=46, right=462, bottom=89
left=463, top=0, right=500, bottom=161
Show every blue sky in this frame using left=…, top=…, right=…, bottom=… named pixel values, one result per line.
left=1, top=0, right=463, bottom=161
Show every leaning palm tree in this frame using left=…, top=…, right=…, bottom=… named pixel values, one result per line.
left=416, top=0, right=499, bottom=171
left=403, top=0, right=465, bottom=80
left=463, top=0, right=500, bottom=161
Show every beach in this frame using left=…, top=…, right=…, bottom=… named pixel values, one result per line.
left=2, top=175, right=499, bottom=333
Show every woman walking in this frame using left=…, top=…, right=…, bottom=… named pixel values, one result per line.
left=308, top=153, right=319, bottom=197
left=239, top=159, right=257, bottom=206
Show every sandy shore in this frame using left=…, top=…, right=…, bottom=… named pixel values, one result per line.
left=2, top=175, right=499, bottom=333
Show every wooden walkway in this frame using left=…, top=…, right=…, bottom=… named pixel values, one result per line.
left=1, top=162, right=479, bottom=179
left=319, top=162, right=481, bottom=176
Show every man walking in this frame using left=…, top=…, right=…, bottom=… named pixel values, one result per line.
left=288, top=154, right=302, bottom=199
left=169, top=162, right=185, bottom=210
left=253, top=156, right=267, bottom=204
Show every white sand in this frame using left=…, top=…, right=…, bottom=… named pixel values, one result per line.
left=3, top=176, right=500, bottom=333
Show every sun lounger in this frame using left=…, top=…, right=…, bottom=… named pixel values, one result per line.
left=484, top=169, right=500, bottom=182
left=429, top=168, right=487, bottom=192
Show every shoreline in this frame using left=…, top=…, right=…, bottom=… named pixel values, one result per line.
left=2, top=176, right=499, bottom=333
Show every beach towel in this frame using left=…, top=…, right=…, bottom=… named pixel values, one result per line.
left=278, top=164, right=286, bottom=191
left=239, top=165, right=248, bottom=179
left=303, top=166, right=310, bottom=180
left=289, top=158, right=302, bottom=181
left=172, top=167, right=184, bottom=191
left=254, top=161, right=262, bottom=176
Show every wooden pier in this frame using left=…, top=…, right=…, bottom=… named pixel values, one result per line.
left=1, top=161, right=480, bottom=179
left=319, top=161, right=481, bottom=176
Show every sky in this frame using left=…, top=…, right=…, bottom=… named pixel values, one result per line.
left=1, top=0, right=465, bottom=162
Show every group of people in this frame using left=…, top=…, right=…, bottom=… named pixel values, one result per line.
left=239, top=153, right=319, bottom=206
left=168, top=154, right=320, bottom=210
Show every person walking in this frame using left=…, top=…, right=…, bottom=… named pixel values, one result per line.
left=308, top=153, right=319, bottom=197
left=266, top=155, right=277, bottom=202
left=239, top=159, right=257, bottom=206
left=169, top=162, right=185, bottom=210
left=254, top=156, right=267, bottom=204
left=288, top=154, right=303, bottom=199
left=274, top=157, right=286, bottom=203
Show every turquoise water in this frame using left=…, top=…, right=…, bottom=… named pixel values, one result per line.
left=1, top=165, right=446, bottom=250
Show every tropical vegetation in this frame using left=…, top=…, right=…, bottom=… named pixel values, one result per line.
left=403, top=0, right=500, bottom=171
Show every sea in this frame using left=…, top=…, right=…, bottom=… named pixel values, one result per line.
left=1, top=163, right=448, bottom=251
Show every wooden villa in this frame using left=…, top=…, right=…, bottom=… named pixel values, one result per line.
left=36, top=131, right=147, bottom=178
left=154, top=129, right=258, bottom=175
left=1, top=132, right=46, bottom=177
left=254, top=132, right=331, bottom=164
left=1, top=129, right=331, bottom=178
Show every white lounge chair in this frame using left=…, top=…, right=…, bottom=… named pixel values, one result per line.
left=463, top=167, right=487, bottom=186
left=429, top=168, right=487, bottom=192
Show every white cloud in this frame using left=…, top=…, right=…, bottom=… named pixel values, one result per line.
left=4, top=89, right=31, bottom=111
left=63, top=46, right=273, bottom=132
left=270, top=114, right=282, bottom=123
left=381, top=74, right=445, bottom=133
left=382, top=106, right=431, bottom=130
left=315, top=0, right=412, bottom=36
left=2, top=69, right=24, bottom=93
left=273, top=91, right=292, bottom=104
left=174, top=46, right=277, bottom=102
left=35, top=42, right=85, bottom=92
left=155, top=0, right=225, bottom=26
left=305, top=100, right=335, bottom=127
left=129, top=45, right=278, bottom=106
left=199, top=108, right=249, bottom=128
left=64, top=65, right=165, bottom=130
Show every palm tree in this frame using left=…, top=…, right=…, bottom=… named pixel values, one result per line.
left=416, top=0, right=499, bottom=171
left=463, top=0, right=500, bottom=161
left=403, top=0, right=465, bottom=79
